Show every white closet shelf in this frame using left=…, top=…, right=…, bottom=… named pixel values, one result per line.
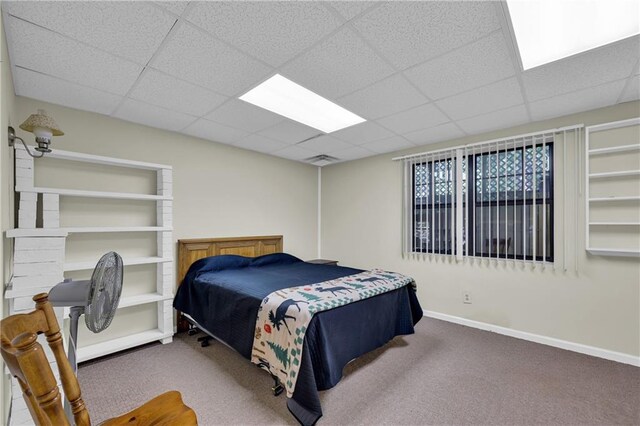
left=77, top=328, right=172, bottom=363
left=63, top=292, right=173, bottom=316
left=46, top=148, right=172, bottom=171
left=588, top=196, right=640, bottom=202
left=4, top=284, right=53, bottom=299
left=5, top=229, right=68, bottom=238
left=118, top=293, right=173, bottom=308
left=588, top=144, right=640, bottom=155
left=64, top=256, right=172, bottom=271
left=16, top=186, right=172, bottom=201
left=64, top=226, right=172, bottom=233
left=586, top=119, right=640, bottom=258
left=588, top=170, right=640, bottom=179
left=7, top=226, right=171, bottom=238
left=587, top=248, right=640, bottom=257
left=589, top=222, right=640, bottom=226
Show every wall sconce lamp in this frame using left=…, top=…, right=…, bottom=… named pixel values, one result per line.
left=8, top=109, right=64, bottom=158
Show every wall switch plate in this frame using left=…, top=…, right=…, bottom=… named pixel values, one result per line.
left=463, top=291, right=472, bottom=304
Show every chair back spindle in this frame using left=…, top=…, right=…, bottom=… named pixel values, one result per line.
left=1, top=293, right=90, bottom=426
left=2, top=293, right=197, bottom=426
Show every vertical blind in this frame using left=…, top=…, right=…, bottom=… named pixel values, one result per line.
left=397, top=126, right=583, bottom=268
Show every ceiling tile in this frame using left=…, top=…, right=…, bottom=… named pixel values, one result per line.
left=404, top=31, right=515, bottom=100
left=436, top=78, right=523, bottom=121
left=329, top=145, right=375, bottom=161
left=457, top=105, right=529, bottom=135
left=529, top=80, right=628, bottom=121
left=619, top=76, right=640, bottom=103
left=338, top=73, right=428, bottom=120
left=182, top=118, right=249, bottom=145
left=154, top=1, right=190, bottom=16
left=234, top=134, right=289, bottom=154
left=352, top=1, right=500, bottom=69
left=129, top=69, right=227, bottom=117
left=403, top=122, right=465, bottom=146
left=14, top=68, right=122, bottom=116
left=281, top=27, right=395, bottom=99
left=331, top=121, right=394, bottom=144
left=360, top=136, right=413, bottom=154
left=205, top=100, right=284, bottom=133
left=113, top=98, right=196, bottom=132
left=377, top=103, right=449, bottom=134
left=6, top=16, right=141, bottom=96
left=522, top=35, right=640, bottom=102
left=272, top=145, right=318, bottom=161
left=152, top=22, right=272, bottom=96
left=4, top=1, right=176, bottom=65
left=185, top=2, right=342, bottom=67
left=326, top=1, right=379, bottom=21
left=258, top=120, right=322, bottom=144
left=298, top=135, right=353, bottom=153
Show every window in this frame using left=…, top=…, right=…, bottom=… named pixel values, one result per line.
left=408, top=137, right=554, bottom=262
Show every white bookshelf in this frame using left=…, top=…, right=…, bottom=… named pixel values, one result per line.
left=64, top=256, right=171, bottom=271
left=6, top=144, right=175, bottom=365
left=588, top=222, right=640, bottom=226
left=7, top=226, right=171, bottom=237
left=588, top=144, right=640, bottom=155
left=585, top=248, right=640, bottom=258
left=14, top=186, right=173, bottom=201
left=62, top=293, right=173, bottom=316
left=585, top=118, right=640, bottom=257
left=588, top=170, right=640, bottom=179
left=43, top=147, right=171, bottom=170
left=588, top=196, right=640, bottom=202
left=76, top=329, right=169, bottom=363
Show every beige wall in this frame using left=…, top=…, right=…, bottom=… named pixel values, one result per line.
left=1, top=11, right=16, bottom=423
left=3, top=92, right=319, bottom=415
left=321, top=101, right=640, bottom=357
left=14, top=96, right=319, bottom=257
left=12, top=96, right=319, bottom=347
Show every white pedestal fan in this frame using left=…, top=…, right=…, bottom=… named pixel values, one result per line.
left=48, top=251, right=124, bottom=419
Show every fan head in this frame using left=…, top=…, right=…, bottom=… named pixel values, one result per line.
left=84, top=251, right=123, bottom=333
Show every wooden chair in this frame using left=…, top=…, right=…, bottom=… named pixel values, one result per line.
left=1, top=293, right=198, bottom=426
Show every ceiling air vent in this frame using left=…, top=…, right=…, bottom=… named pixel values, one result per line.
left=305, top=154, right=339, bottom=167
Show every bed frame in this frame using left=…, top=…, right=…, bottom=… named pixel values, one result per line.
left=175, top=235, right=283, bottom=331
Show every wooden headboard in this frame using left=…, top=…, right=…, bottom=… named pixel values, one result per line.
left=177, top=235, right=283, bottom=288
left=175, top=235, right=282, bottom=331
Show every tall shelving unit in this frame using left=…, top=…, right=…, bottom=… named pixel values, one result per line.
left=6, top=144, right=175, bottom=362
left=585, top=117, right=640, bottom=257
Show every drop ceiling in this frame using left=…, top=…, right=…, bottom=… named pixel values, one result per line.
left=2, top=1, right=639, bottom=164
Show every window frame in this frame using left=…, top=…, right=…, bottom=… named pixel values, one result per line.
left=410, top=142, right=554, bottom=262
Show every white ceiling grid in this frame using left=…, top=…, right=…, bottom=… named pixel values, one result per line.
left=2, top=1, right=638, bottom=165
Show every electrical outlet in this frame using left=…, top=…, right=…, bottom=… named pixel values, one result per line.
left=463, top=291, right=472, bottom=304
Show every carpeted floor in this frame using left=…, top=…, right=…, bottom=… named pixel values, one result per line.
left=78, top=318, right=640, bottom=425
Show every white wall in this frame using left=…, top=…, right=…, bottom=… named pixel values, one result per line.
left=14, top=96, right=319, bottom=257
left=0, top=13, right=16, bottom=424
left=11, top=96, right=319, bottom=347
left=321, top=101, right=640, bottom=358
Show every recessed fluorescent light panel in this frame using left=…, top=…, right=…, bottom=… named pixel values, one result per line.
left=239, top=74, right=366, bottom=133
left=507, top=0, right=640, bottom=70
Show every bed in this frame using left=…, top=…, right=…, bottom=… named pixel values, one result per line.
left=173, top=236, right=422, bottom=425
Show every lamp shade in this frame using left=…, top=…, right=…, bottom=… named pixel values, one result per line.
left=19, top=109, right=64, bottom=136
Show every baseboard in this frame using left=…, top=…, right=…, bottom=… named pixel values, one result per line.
left=423, top=310, right=640, bottom=367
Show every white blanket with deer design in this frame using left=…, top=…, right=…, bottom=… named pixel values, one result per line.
left=250, top=269, right=414, bottom=397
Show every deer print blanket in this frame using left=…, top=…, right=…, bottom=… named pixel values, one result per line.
left=251, top=269, right=414, bottom=397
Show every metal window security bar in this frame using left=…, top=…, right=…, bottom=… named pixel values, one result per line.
left=396, top=125, right=583, bottom=268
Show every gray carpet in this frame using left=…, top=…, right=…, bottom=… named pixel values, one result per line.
left=78, top=318, right=640, bottom=425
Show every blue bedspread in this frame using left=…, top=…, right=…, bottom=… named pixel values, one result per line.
left=173, top=253, right=422, bottom=425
